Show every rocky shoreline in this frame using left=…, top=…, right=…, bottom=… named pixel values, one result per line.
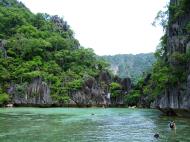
left=4, top=71, right=132, bottom=108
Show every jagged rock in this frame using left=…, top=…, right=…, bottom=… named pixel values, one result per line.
left=9, top=71, right=131, bottom=107
left=121, top=78, right=131, bottom=91
left=110, top=78, right=132, bottom=106
left=68, top=71, right=131, bottom=107
left=69, top=72, right=111, bottom=106
left=51, top=15, right=70, bottom=32
left=99, top=71, right=112, bottom=84
left=153, top=0, right=190, bottom=116
left=10, top=78, right=52, bottom=106
left=153, top=85, right=190, bottom=116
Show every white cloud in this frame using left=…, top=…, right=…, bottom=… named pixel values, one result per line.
left=19, top=0, right=168, bottom=55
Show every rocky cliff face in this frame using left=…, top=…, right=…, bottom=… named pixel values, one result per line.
left=0, top=0, right=132, bottom=107
left=153, top=0, right=190, bottom=116
left=68, top=72, right=131, bottom=107
left=8, top=78, right=52, bottom=106
left=69, top=71, right=111, bottom=106
left=8, top=72, right=131, bottom=107
left=110, top=77, right=131, bottom=106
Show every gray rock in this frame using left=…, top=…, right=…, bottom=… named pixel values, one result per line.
left=69, top=72, right=131, bottom=106
left=9, top=71, right=131, bottom=107
left=153, top=0, right=190, bottom=116
left=11, top=78, right=52, bottom=106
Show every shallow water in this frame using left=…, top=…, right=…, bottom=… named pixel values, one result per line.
left=0, top=108, right=190, bottom=142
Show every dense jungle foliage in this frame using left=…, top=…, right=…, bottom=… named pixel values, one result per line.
left=0, top=0, right=109, bottom=104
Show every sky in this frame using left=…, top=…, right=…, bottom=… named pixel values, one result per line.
left=19, top=0, right=168, bottom=56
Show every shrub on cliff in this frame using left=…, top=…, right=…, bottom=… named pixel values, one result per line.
left=0, top=0, right=108, bottom=103
left=0, top=90, right=9, bottom=105
left=125, top=90, right=141, bottom=106
left=110, top=82, right=122, bottom=97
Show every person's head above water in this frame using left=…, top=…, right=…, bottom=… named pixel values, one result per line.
left=154, top=133, right=159, bottom=139
left=169, top=121, right=176, bottom=129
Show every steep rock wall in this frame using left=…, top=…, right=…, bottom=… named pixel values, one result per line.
left=154, top=0, right=190, bottom=116
left=69, top=71, right=111, bottom=106
left=8, top=72, right=131, bottom=107
left=8, top=78, right=52, bottom=106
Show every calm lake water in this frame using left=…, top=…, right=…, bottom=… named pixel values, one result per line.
left=0, top=108, right=190, bottom=142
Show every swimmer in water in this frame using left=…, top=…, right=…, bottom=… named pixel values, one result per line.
left=169, top=121, right=176, bottom=129
left=154, top=133, right=159, bottom=139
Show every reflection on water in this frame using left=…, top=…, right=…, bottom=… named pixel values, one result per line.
left=0, top=108, right=190, bottom=142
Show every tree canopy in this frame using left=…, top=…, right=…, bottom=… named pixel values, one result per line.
left=0, top=0, right=108, bottom=104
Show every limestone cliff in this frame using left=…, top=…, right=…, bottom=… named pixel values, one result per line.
left=153, top=0, right=190, bottom=116
left=8, top=72, right=131, bottom=107
left=0, top=0, right=132, bottom=107
left=8, top=78, right=52, bottom=106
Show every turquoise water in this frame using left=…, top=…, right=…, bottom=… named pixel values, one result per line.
left=0, top=108, right=190, bottom=142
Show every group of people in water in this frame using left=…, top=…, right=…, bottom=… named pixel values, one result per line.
left=154, top=121, right=176, bottom=139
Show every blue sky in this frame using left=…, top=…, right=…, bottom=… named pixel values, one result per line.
left=19, top=0, right=169, bottom=55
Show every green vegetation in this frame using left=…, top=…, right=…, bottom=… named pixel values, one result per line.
left=143, top=0, right=190, bottom=97
left=0, top=93, right=9, bottom=105
left=110, top=82, right=122, bottom=97
left=153, top=0, right=190, bottom=29
left=101, top=53, right=155, bottom=84
left=131, top=37, right=189, bottom=101
left=169, top=0, right=190, bottom=22
left=124, top=75, right=154, bottom=107
left=129, top=0, right=190, bottom=106
left=125, top=90, right=140, bottom=106
left=1, top=0, right=188, bottom=107
left=0, top=89, right=9, bottom=105
left=0, top=0, right=108, bottom=104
